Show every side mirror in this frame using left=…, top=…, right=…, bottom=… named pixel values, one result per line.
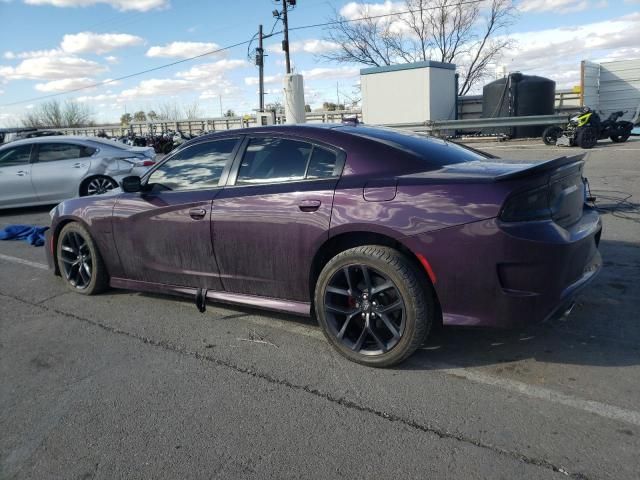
left=121, top=176, right=142, bottom=193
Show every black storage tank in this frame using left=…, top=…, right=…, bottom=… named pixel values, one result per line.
left=482, top=73, right=556, bottom=138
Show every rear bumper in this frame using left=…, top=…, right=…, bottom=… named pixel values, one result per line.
left=401, top=208, right=602, bottom=328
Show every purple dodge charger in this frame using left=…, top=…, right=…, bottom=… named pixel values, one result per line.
left=46, top=125, right=602, bottom=366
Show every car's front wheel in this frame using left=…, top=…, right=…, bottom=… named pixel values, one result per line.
left=56, top=222, right=109, bottom=295
left=315, top=245, right=433, bottom=367
left=81, top=176, right=118, bottom=196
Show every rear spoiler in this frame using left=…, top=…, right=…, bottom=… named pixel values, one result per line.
left=495, top=154, right=585, bottom=181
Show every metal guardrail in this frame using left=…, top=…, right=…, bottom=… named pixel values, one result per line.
left=387, top=114, right=569, bottom=133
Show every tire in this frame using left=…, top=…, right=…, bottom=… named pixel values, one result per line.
left=56, top=222, right=109, bottom=295
left=610, top=133, right=630, bottom=143
left=80, top=176, right=118, bottom=196
left=542, top=126, right=562, bottom=146
left=576, top=127, right=597, bottom=149
left=314, top=245, right=434, bottom=367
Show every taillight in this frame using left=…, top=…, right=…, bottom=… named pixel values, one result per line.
left=142, top=160, right=155, bottom=166
left=500, top=185, right=551, bottom=222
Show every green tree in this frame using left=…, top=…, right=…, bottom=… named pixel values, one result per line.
left=120, top=113, right=132, bottom=125
left=147, top=110, right=158, bottom=122
left=304, top=104, right=311, bottom=112
left=224, top=109, right=236, bottom=117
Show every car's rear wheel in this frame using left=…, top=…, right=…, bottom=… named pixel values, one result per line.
left=315, top=246, right=433, bottom=367
left=81, top=176, right=118, bottom=196
left=56, top=222, right=108, bottom=295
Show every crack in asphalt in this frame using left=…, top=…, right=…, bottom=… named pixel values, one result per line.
left=1, top=291, right=590, bottom=480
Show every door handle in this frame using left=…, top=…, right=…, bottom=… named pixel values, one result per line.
left=16, top=170, right=29, bottom=176
left=298, top=199, right=321, bottom=212
left=189, top=207, right=207, bottom=219
left=73, top=163, right=85, bottom=168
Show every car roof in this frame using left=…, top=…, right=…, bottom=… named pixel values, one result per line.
left=0, top=135, right=129, bottom=150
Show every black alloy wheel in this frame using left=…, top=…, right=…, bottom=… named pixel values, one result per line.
left=315, top=245, right=434, bottom=367
left=324, top=264, right=406, bottom=355
left=56, top=223, right=108, bottom=295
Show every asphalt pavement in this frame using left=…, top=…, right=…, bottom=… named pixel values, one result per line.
left=1, top=138, right=639, bottom=479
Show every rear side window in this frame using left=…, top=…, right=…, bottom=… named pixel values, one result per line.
left=0, top=145, right=32, bottom=166
left=307, top=146, right=338, bottom=179
left=346, top=126, right=487, bottom=167
left=37, top=143, right=92, bottom=162
left=236, top=137, right=339, bottom=184
left=148, top=138, right=238, bottom=191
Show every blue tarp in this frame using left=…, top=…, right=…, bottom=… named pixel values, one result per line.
left=0, top=225, right=49, bottom=246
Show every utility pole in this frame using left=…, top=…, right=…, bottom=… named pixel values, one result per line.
left=282, top=0, right=291, bottom=74
left=257, top=24, right=265, bottom=112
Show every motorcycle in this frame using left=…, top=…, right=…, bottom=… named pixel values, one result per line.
left=542, top=108, right=634, bottom=149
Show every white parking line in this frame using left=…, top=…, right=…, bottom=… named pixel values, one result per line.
left=3, top=250, right=640, bottom=427
left=0, top=253, right=48, bottom=271
left=436, top=364, right=640, bottom=427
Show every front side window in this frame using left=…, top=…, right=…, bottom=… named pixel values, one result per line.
left=148, top=138, right=237, bottom=191
left=236, top=137, right=339, bottom=184
left=0, top=144, right=32, bottom=167
left=37, top=143, right=90, bottom=162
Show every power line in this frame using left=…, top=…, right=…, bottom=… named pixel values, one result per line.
left=1, top=0, right=486, bottom=107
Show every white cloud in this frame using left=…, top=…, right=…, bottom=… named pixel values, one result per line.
left=497, top=12, right=640, bottom=89
left=267, top=39, right=341, bottom=55
left=0, top=56, right=107, bottom=81
left=104, top=55, right=118, bottom=64
left=519, top=0, right=589, bottom=12
left=23, top=0, right=168, bottom=11
left=339, top=0, right=400, bottom=20
left=175, top=59, right=247, bottom=81
left=4, top=49, right=63, bottom=59
left=301, top=66, right=360, bottom=80
left=244, top=74, right=283, bottom=86
left=118, top=78, right=193, bottom=99
left=61, top=32, right=144, bottom=54
left=146, top=41, right=220, bottom=59
left=35, top=77, right=96, bottom=92
left=75, top=92, right=118, bottom=103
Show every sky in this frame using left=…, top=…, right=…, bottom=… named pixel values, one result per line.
left=0, top=0, right=639, bottom=126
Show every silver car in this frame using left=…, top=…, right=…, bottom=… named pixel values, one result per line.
left=0, top=136, right=156, bottom=209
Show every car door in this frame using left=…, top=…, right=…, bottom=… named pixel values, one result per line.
left=0, top=143, right=37, bottom=207
left=212, top=135, right=345, bottom=301
left=111, top=137, right=241, bottom=290
left=30, top=142, right=95, bottom=202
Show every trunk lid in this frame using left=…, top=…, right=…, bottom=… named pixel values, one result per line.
left=398, top=155, right=587, bottom=228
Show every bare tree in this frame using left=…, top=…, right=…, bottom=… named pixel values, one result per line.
left=156, top=102, right=182, bottom=121
left=22, top=100, right=94, bottom=128
left=321, top=0, right=515, bottom=95
left=183, top=101, right=201, bottom=120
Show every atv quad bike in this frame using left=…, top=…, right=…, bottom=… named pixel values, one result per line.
left=542, top=108, right=634, bottom=149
